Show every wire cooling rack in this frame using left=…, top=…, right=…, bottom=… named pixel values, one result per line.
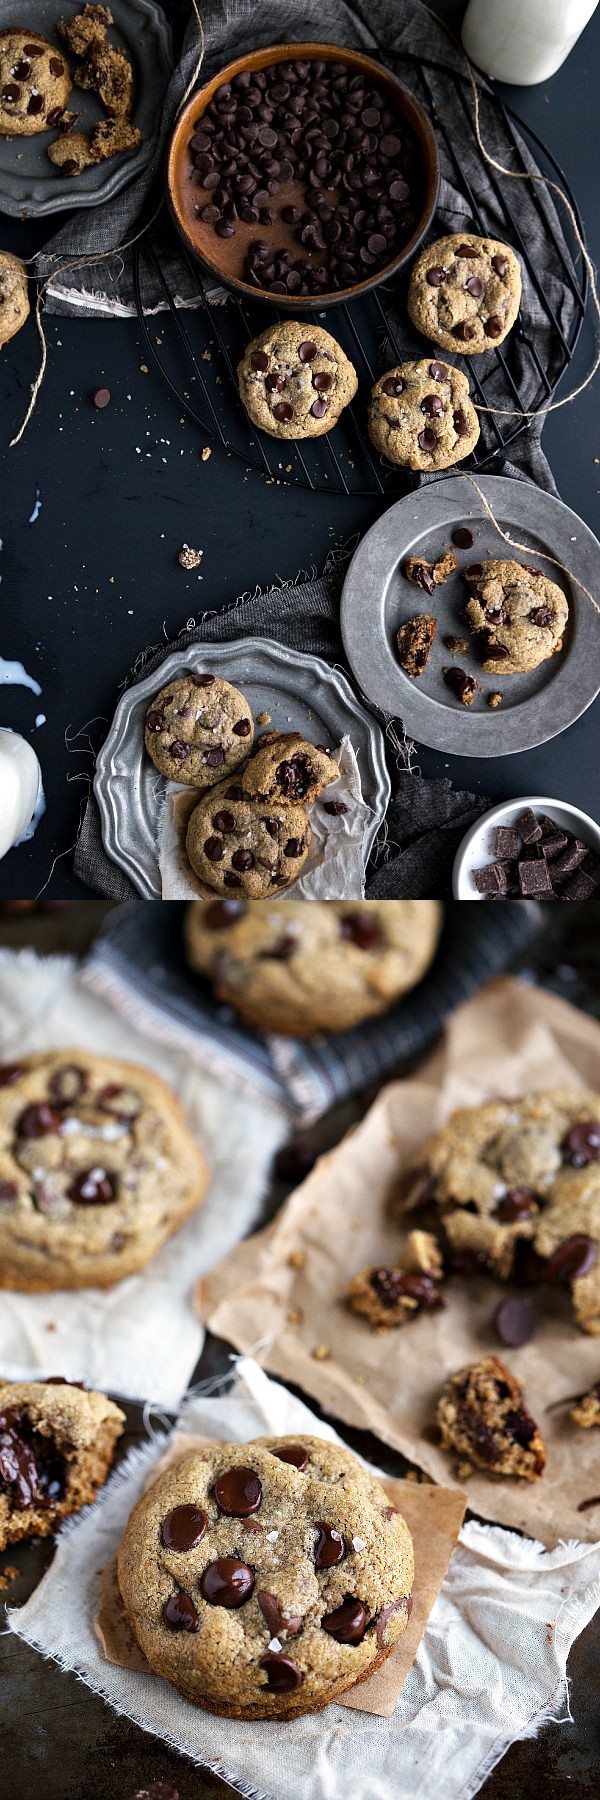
left=133, top=53, right=588, bottom=498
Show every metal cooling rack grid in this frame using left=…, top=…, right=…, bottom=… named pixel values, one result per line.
left=133, top=54, right=588, bottom=497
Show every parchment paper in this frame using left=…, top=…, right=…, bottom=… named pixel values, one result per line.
left=94, top=1428, right=466, bottom=1719
left=198, top=977, right=600, bottom=1547
left=158, top=736, right=373, bottom=899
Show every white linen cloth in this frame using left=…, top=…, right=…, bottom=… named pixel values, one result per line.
left=8, top=1358, right=600, bottom=1800
left=0, top=951, right=285, bottom=1404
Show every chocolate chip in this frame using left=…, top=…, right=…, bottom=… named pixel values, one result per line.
left=271, top=1444, right=309, bottom=1470
left=495, top=1297, right=537, bottom=1347
left=310, top=397, right=329, bottom=418
left=17, top=1104, right=62, bottom=1139
left=266, top=372, right=286, bottom=392
left=529, top=607, right=556, bottom=628
left=204, top=837, right=225, bottom=861
left=429, top=362, right=449, bottom=381
left=312, top=371, right=333, bottom=392
left=203, top=747, right=225, bottom=767
left=339, top=911, right=381, bottom=950
left=492, top=255, right=508, bottom=277
left=284, top=838, right=304, bottom=858
left=204, top=900, right=244, bottom=928
left=0, top=1181, right=18, bottom=1204
left=224, top=873, right=243, bottom=888
left=97, top=1084, right=142, bottom=1120
left=92, top=388, right=111, bottom=409
left=232, top=717, right=251, bottom=735
left=322, top=1597, right=367, bottom=1643
left=565, top=1121, right=600, bottom=1165
left=313, top=1523, right=346, bottom=1569
left=2, top=84, right=21, bottom=103
left=273, top=402, right=294, bottom=422
left=161, top=1504, right=208, bottom=1551
left=465, top=276, right=484, bottom=298
left=68, top=1168, right=117, bottom=1206
left=443, top=666, right=477, bottom=704
left=201, top=1557, right=255, bottom=1607
left=426, top=266, right=446, bottom=286
left=323, top=799, right=348, bottom=815
left=421, top=394, right=443, bottom=417
left=485, top=315, right=503, bottom=338
left=231, top=847, right=253, bottom=870
left=494, top=1187, right=537, bottom=1223
left=162, top=1590, right=199, bottom=1632
left=455, top=244, right=480, bottom=257
left=452, top=527, right=475, bottom=548
left=214, top=1466, right=262, bottom=1516
left=453, top=322, right=476, bottom=342
left=453, top=409, right=471, bottom=437
left=257, top=1591, right=303, bottom=1637
left=145, top=711, right=163, bottom=733
left=0, top=1064, right=25, bottom=1087
left=417, top=428, right=437, bottom=452
left=382, top=376, right=404, bottom=396
left=191, top=672, right=215, bottom=687
left=48, top=1064, right=88, bottom=1104
left=546, top=1235, right=597, bottom=1284
left=259, top=1652, right=302, bottom=1691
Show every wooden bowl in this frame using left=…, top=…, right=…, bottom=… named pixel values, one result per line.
left=167, top=41, right=440, bottom=310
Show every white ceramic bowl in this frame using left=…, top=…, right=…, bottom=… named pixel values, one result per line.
left=453, top=795, right=600, bottom=899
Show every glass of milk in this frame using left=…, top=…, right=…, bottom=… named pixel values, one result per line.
left=462, top=0, right=599, bottom=84
left=0, top=731, right=44, bottom=860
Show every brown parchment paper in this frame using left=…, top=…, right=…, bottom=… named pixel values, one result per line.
left=198, top=976, right=600, bottom=1548
left=94, top=1430, right=466, bottom=1719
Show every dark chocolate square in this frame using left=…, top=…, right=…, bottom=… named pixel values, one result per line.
left=562, top=870, right=598, bottom=900
left=550, top=839, right=589, bottom=880
left=516, top=808, right=542, bottom=844
left=518, top=859, right=554, bottom=897
left=473, top=862, right=505, bottom=894
left=494, top=826, right=520, bottom=861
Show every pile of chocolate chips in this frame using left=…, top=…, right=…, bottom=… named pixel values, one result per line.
left=473, top=808, right=600, bottom=899
left=188, top=56, right=422, bottom=296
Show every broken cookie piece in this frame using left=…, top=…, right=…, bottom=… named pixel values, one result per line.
left=90, top=116, right=141, bottom=159
left=58, top=4, right=113, bottom=57
left=443, top=666, right=478, bottom=706
left=47, top=129, right=96, bottom=174
left=571, top=1380, right=600, bottom=1428
left=76, top=41, right=133, bottom=116
left=403, top=1229, right=444, bottom=1281
left=432, top=550, right=457, bottom=585
left=437, top=1355, right=546, bottom=1480
left=396, top=613, right=437, bottom=677
left=487, top=691, right=503, bottom=709
left=404, top=550, right=457, bottom=594
left=0, top=1378, right=124, bottom=1549
left=348, top=1263, right=444, bottom=1329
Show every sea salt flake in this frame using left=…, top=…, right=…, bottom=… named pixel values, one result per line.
left=352, top=1537, right=365, bottom=1551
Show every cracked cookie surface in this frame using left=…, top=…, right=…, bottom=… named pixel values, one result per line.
left=144, top=674, right=254, bottom=788
left=186, top=781, right=311, bottom=898
left=368, top=358, right=479, bottom=470
left=408, top=233, right=522, bottom=354
left=0, top=29, right=72, bottom=135
left=0, top=1378, right=124, bottom=1548
left=117, top=1434, right=414, bottom=1719
left=238, top=323, right=358, bottom=439
left=184, top=898, right=442, bottom=1036
left=0, top=1050, right=209, bottom=1290
left=464, top=558, right=568, bottom=674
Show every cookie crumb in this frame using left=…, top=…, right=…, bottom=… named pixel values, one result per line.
left=288, top=1249, right=306, bottom=1269
left=432, top=550, right=457, bottom=585
left=487, top=691, right=503, bottom=709
left=287, top=1307, right=303, bottom=1325
left=201, top=446, right=212, bottom=461
left=312, top=1343, right=331, bottom=1361
left=257, top=711, right=272, bottom=726
left=178, top=545, right=202, bottom=570
left=442, top=635, right=469, bottom=654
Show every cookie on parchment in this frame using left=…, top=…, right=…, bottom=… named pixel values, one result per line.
left=238, top=322, right=358, bottom=440
left=117, top=1433, right=414, bottom=1719
left=186, top=780, right=311, bottom=898
left=368, top=358, right=479, bottom=470
left=408, top=233, right=522, bottom=354
left=0, top=1049, right=209, bottom=1291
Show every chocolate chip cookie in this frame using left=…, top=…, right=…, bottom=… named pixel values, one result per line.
left=0, top=1377, right=124, bottom=1549
left=186, top=781, right=311, bottom=898
left=368, top=359, right=479, bottom=470
left=0, top=251, right=29, bottom=349
left=240, top=733, right=339, bottom=806
left=464, top=559, right=569, bottom=673
left=391, top=1089, right=600, bottom=1324
left=184, top=899, right=442, bottom=1036
left=0, top=30, right=72, bottom=135
left=238, top=323, right=358, bottom=440
left=117, top=1434, right=414, bottom=1719
left=144, top=674, right=254, bottom=788
left=0, top=1050, right=210, bottom=1291
left=437, top=1356, right=546, bottom=1480
left=408, top=233, right=522, bottom=353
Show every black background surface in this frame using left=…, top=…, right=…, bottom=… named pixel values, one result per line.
left=0, top=0, right=598, bottom=899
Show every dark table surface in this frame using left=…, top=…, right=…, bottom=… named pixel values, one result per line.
left=0, top=0, right=599, bottom=899
left=1, top=900, right=600, bottom=1799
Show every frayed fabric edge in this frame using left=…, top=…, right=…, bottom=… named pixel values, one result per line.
left=464, top=1681, right=572, bottom=1800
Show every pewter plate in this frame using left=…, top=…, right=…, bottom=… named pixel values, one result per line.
left=340, top=474, right=600, bottom=757
left=94, top=636, right=391, bottom=899
left=0, top=0, right=172, bottom=218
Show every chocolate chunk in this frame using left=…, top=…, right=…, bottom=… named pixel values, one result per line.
left=405, top=558, right=435, bottom=596
left=494, top=826, right=520, bottom=861
left=17, top=1104, right=62, bottom=1138
left=517, top=859, right=553, bottom=897
left=259, top=1652, right=302, bottom=1691
left=0, top=1407, right=65, bottom=1510
left=546, top=1235, right=597, bottom=1284
left=271, top=1444, right=309, bottom=1471
left=494, top=1188, right=537, bottom=1223
left=257, top=1591, right=303, bottom=1637
left=426, top=266, right=446, bottom=287
left=161, top=1504, right=208, bottom=1551
left=162, top=1590, right=199, bottom=1631
left=472, top=862, right=507, bottom=895
left=495, top=1297, right=537, bottom=1346
left=322, top=1597, right=368, bottom=1643
left=274, top=1141, right=316, bottom=1181
left=97, top=1084, right=142, bottom=1119
left=564, top=1121, right=600, bottom=1165
left=204, top=900, right=245, bottom=928
left=429, top=362, right=449, bottom=381
left=485, top=315, right=503, bottom=338
left=214, top=1466, right=262, bottom=1516
left=452, top=528, right=475, bottom=551
left=516, top=809, right=542, bottom=844
left=339, top=912, right=381, bottom=950
left=313, top=1522, right=346, bottom=1569
left=417, top=428, right=437, bottom=452
left=550, top=840, right=589, bottom=880
left=562, top=871, right=597, bottom=900
left=0, top=1064, right=25, bottom=1087
left=443, top=667, right=477, bottom=706
left=201, top=1557, right=255, bottom=1607
left=68, top=1168, right=117, bottom=1206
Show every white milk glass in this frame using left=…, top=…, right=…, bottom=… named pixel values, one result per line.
left=462, top=0, right=599, bottom=84
left=0, top=730, right=43, bottom=859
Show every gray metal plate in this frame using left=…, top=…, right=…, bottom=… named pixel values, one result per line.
left=340, top=474, right=600, bottom=757
left=0, top=0, right=172, bottom=218
left=94, top=636, right=391, bottom=898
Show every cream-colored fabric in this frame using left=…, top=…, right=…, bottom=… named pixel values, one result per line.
left=9, top=1359, right=600, bottom=1800
left=0, top=951, right=285, bottom=1403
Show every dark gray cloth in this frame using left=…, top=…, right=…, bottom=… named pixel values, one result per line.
left=67, top=0, right=578, bottom=896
